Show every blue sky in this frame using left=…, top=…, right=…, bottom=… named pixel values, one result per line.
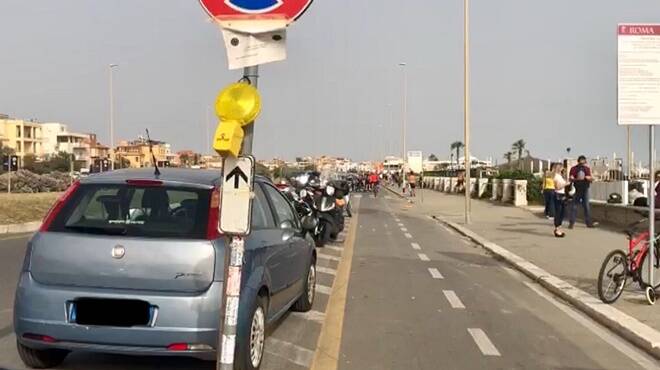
left=2, top=1, right=660, bottom=163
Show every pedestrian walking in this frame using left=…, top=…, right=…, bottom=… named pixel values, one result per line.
left=552, top=163, right=568, bottom=237
left=568, top=155, right=597, bottom=228
left=654, top=171, right=660, bottom=208
left=407, top=171, right=417, bottom=198
left=542, top=167, right=555, bottom=219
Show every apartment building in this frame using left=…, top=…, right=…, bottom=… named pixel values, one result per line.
left=115, top=136, right=176, bottom=168
left=0, top=115, right=43, bottom=158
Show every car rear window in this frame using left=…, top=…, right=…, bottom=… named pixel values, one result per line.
left=48, top=184, right=211, bottom=239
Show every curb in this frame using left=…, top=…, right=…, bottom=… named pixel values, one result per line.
left=0, top=221, right=40, bottom=235
left=432, top=215, right=660, bottom=360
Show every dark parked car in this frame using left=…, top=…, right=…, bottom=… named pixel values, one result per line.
left=14, top=168, right=317, bottom=370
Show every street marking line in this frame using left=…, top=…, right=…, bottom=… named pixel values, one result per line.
left=266, top=337, right=315, bottom=368
left=397, top=223, right=404, bottom=227
left=411, top=242, right=421, bottom=250
left=395, top=218, right=401, bottom=222
left=318, top=254, right=341, bottom=262
left=316, top=284, right=332, bottom=295
left=523, top=282, right=659, bottom=369
left=290, top=310, right=326, bottom=324
left=400, top=227, right=408, bottom=232
left=443, top=290, right=465, bottom=309
left=467, top=328, right=500, bottom=356
left=428, top=268, right=444, bottom=279
left=325, top=246, right=343, bottom=252
left=418, top=253, right=430, bottom=261
left=404, top=233, right=413, bottom=239
left=310, top=199, right=360, bottom=370
left=316, top=266, right=337, bottom=276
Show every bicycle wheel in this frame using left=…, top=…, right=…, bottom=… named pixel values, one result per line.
left=597, top=250, right=628, bottom=304
left=637, top=246, right=660, bottom=289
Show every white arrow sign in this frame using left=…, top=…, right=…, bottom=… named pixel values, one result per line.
left=220, top=156, right=255, bottom=235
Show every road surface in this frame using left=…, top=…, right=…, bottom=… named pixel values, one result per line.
left=0, top=193, right=658, bottom=369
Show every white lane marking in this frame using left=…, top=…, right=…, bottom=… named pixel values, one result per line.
left=467, top=328, right=500, bottom=356
left=443, top=290, right=465, bottom=309
left=318, top=254, right=340, bottom=262
left=523, top=282, right=660, bottom=369
left=395, top=218, right=401, bottom=222
left=325, top=245, right=343, bottom=252
left=265, top=337, right=315, bottom=368
left=404, top=233, right=413, bottom=239
left=353, top=194, right=363, bottom=199
left=290, top=310, right=326, bottom=324
left=400, top=227, right=408, bottom=232
left=316, top=266, right=337, bottom=276
left=428, top=268, right=444, bottom=279
left=397, top=223, right=404, bottom=227
left=411, top=242, right=421, bottom=250
left=316, top=284, right=332, bottom=295
left=418, top=253, right=430, bottom=261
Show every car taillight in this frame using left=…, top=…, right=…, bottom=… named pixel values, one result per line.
left=206, top=187, right=222, bottom=240
left=23, top=333, right=57, bottom=343
left=39, top=181, right=80, bottom=232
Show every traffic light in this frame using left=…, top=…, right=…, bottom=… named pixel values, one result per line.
left=3, top=155, right=18, bottom=171
left=213, top=82, right=261, bottom=157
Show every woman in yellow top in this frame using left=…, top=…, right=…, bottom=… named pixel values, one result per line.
left=542, top=168, right=555, bottom=219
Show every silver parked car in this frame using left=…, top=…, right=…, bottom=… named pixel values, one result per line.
left=14, top=168, right=317, bottom=369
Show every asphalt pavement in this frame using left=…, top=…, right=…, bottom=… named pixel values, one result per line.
left=335, top=192, right=659, bottom=370
left=1, top=194, right=659, bottom=369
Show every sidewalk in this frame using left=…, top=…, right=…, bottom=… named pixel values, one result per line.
left=386, top=186, right=660, bottom=353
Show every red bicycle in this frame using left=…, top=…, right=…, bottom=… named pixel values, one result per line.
left=597, top=219, right=660, bottom=305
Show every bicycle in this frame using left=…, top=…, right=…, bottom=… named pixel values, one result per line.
left=597, top=218, right=660, bottom=305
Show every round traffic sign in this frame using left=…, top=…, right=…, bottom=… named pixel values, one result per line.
left=200, top=0, right=313, bottom=25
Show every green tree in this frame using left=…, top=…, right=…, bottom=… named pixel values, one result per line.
left=512, top=139, right=526, bottom=160
left=428, top=153, right=439, bottom=161
left=504, top=152, right=513, bottom=166
left=450, top=141, right=464, bottom=167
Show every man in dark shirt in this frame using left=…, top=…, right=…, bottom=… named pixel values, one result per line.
left=569, top=155, right=597, bottom=228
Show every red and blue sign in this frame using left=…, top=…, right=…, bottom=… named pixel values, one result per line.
left=200, top=0, right=313, bottom=23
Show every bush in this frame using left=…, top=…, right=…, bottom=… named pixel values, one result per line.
left=0, top=170, right=72, bottom=193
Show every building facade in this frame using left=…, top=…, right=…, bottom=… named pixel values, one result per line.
left=0, top=115, right=43, bottom=158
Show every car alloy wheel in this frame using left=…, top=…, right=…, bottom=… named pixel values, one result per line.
left=307, top=264, right=316, bottom=304
left=250, top=306, right=265, bottom=368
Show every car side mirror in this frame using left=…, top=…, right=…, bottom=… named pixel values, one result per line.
left=300, top=215, right=318, bottom=231
left=280, top=220, right=295, bottom=242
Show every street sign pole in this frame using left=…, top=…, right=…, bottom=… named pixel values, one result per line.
left=7, top=167, right=11, bottom=194
left=463, top=0, right=472, bottom=224
left=649, top=125, right=655, bottom=290
left=241, top=65, right=259, bottom=155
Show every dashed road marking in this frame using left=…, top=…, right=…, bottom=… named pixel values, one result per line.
left=290, top=310, right=326, bottom=324
left=316, top=284, right=332, bottom=295
left=428, top=268, right=444, bottom=279
left=411, top=242, right=421, bottom=250
left=418, top=253, right=430, bottom=261
left=318, top=254, right=341, bottom=262
left=316, top=266, right=337, bottom=276
left=404, top=233, right=413, bottom=239
left=397, top=223, right=404, bottom=227
left=443, top=290, right=465, bottom=309
left=266, top=337, right=315, bottom=368
left=467, top=328, right=500, bottom=356
left=395, top=218, right=401, bottom=222
left=401, top=227, right=408, bottom=232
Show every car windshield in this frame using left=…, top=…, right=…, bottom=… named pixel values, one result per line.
left=49, top=184, right=211, bottom=239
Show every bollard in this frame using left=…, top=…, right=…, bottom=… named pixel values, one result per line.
left=514, top=180, right=528, bottom=206
left=491, top=179, right=500, bottom=201
left=501, top=179, right=514, bottom=203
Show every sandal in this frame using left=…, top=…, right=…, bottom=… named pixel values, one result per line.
left=554, top=230, right=565, bottom=238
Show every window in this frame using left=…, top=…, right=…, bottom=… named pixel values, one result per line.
left=262, top=184, right=298, bottom=228
left=16, top=126, right=21, bottom=138
left=49, top=184, right=210, bottom=239
left=251, top=184, right=275, bottom=229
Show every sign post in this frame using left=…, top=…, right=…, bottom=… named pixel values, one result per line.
left=200, top=2, right=314, bottom=367
left=618, top=24, right=660, bottom=303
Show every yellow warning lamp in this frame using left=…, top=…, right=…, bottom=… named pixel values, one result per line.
left=213, top=82, right=262, bottom=157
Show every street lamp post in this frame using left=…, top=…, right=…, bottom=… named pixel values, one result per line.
left=399, top=62, right=407, bottom=170
left=463, top=0, right=472, bottom=224
left=109, top=64, right=118, bottom=170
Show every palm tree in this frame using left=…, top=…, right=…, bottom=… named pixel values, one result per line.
left=504, top=152, right=513, bottom=167
left=450, top=141, right=464, bottom=168
left=512, top=139, right=526, bottom=160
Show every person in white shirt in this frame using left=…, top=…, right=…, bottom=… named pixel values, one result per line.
left=552, top=163, right=569, bottom=237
